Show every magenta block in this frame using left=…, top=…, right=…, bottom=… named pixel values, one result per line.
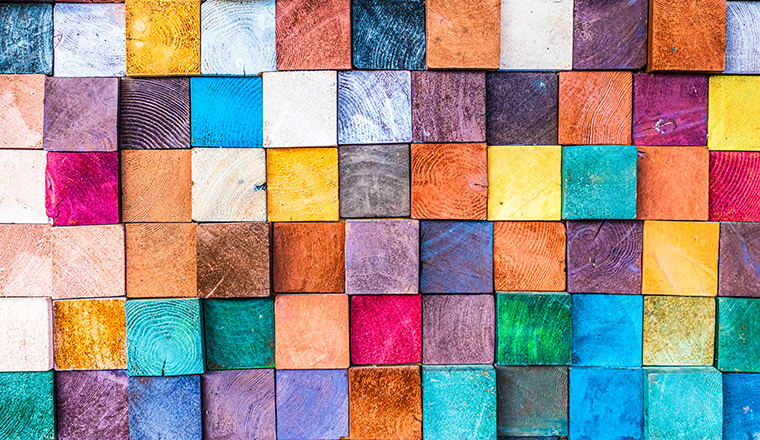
left=710, top=151, right=760, bottom=222
left=56, top=370, right=129, bottom=440
left=350, top=295, right=422, bottom=365
left=201, top=370, right=276, bottom=440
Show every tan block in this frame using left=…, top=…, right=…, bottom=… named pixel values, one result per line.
left=0, top=74, right=44, bottom=149
left=0, top=224, right=52, bottom=297
left=0, top=149, right=47, bottom=223
left=643, top=295, right=715, bottom=366
left=0, top=298, right=52, bottom=371
left=121, top=150, right=192, bottom=223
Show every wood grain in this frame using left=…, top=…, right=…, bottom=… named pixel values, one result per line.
left=0, top=372, right=55, bottom=440
left=0, top=4, right=53, bottom=74
left=121, top=150, right=191, bottom=222
left=275, top=0, right=350, bottom=70
left=0, top=150, right=47, bottom=223
left=643, top=295, right=714, bottom=365
left=201, top=370, right=276, bottom=440
left=204, top=298, right=274, bottom=369
left=190, top=77, right=262, bottom=148
left=350, top=294, right=421, bottom=365
left=0, top=298, right=52, bottom=371
left=637, top=146, right=709, bottom=219
left=718, top=223, right=760, bottom=298
left=422, top=294, right=494, bottom=365
left=128, top=376, right=202, bottom=440
left=500, top=0, right=573, bottom=70
left=710, top=151, right=760, bottom=222
left=717, top=297, right=760, bottom=372
left=275, top=370, right=348, bottom=440
left=56, top=370, right=129, bottom=440
left=426, top=0, right=500, bottom=68
left=496, top=366, right=568, bottom=437
left=272, top=222, right=344, bottom=293
left=726, top=2, right=760, bottom=74
left=119, top=77, right=191, bottom=149
left=0, top=74, right=44, bottom=149
left=572, top=0, right=647, bottom=69
left=494, top=221, right=566, bottom=292
left=351, top=0, right=425, bottom=70
left=708, top=76, right=760, bottom=151
left=0, top=224, right=51, bottom=297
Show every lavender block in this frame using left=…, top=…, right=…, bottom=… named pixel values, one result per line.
left=719, top=223, right=760, bottom=297
left=726, top=2, right=760, bottom=74
left=128, top=376, right=202, bottom=440
left=202, top=370, right=276, bottom=440
left=573, top=0, right=648, bottom=70
left=56, top=370, right=129, bottom=440
left=275, top=369, right=349, bottom=440
left=422, top=295, right=495, bottom=365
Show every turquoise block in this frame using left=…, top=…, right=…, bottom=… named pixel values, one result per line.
left=190, top=77, right=263, bottom=147
left=0, top=4, right=53, bottom=74
left=0, top=371, right=55, bottom=440
left=717, top=297, right=760, bottom=372
left=203, top=298, right=275, bottom=370
left=572, top=294, right=643, bottom=367
left=562, top=145, right=637, bottom=219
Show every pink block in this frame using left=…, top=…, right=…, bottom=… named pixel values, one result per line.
left=709, top=151, right=760, bottom=222
left=350, top=295, right=421, bottom=365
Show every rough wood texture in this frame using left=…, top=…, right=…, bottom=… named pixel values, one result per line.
left=708, top=76, right=760, bottom=151
left=119, top=77, right=191, bottom=149
left=274, top=294, right=349, bottom=369
left=121, top=150, right=191, bottom=222
left=0, top=150, right=47, bottom=223
left=190, top=77, right=262, bottom=147
left=351, top=0, right=425, bottom=70
left=0, top=74, right=44, bottom=149
left=0, top=224, right=51, bottom=297
left=573, top=0, right=647, bottom=69
left=350, top=295, right=421, bottom=365
left=203, top=298, right=274, bottom=369
left=56, top=370, right=129, bottom=440
left=128, top=376, right=202, bottom=440
left=719, top=223, right=760, bottom=298
left=0, top=372, right=55, bottom=440
left=717, top=297, right=760, bottom=372
left=496, top=366, right=568, bottom=437
left=643, top=295, right=715, bottom=365
left=267, top=148, right=339, bottom=221
left=572, top=294, right=643, bottom=367
left=426, top=0, right=500, bottom=69
left=272, top=222, right=344, bottom=293
left=276, top=369, right=348, bottom=440
left=275, top=0, right=350, bottom=70
left=493, top=221, right=566, bottom=292
left=0, top=298, right=52, bottom=371
left=53, top=298, right=126, bottom=370
left=648, top=0, right=726, bottom=72
left=500, top=0, right=573, bottom=70
left=710, top=151, right=760, bottom=221
left=726, top=1, right=760, bottom=74
left=422, top=294, right=494, bottom=365
left=0, top=4, right=53, bottom=74
left=201, top=370, right=276, bottom=440
left=723, top=373, right=760, bottom=438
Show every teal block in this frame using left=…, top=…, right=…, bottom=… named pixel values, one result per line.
left=422, top=365, right=496, bottom=440
left=0, top=371, right=55, bottom=440
left=717, top=297, right=760, bottom=372
left=496, top=366, right=568, bottom=437
left=190, top=77, right=263, bottom=147
left=0, top=4, right=53, bottom=74
left=203, top=298, right=275, bottom=370
left=562, top=145, right=637, bottom=219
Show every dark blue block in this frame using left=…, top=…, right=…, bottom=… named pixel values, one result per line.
left=724, top=373, right=760, bottom=440
left=0, top=4, right=53, bottom=74
left=572, top=294, right=643, bottom=367
left=275, top=369, right=349, bottom=440
left=190, top=77, right=263, bottom=148
left=352, top=0, right=425, bottom=70
left=128, top=376, right=202, bottom=440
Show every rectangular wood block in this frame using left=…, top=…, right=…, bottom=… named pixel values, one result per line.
left=128, top=376, right=202, bottom=440
left=190, top=77, right=262, bottom=148
left=717, top=297, right=760, bottom=372
left=0, top=371, right=55, bottom=440
left=426, top=0, right=499, bottom=69
left=500, top=0, right=573, bottom=70
left=56, top=370, right=129, bottom=440
left=719, top=223, right=760, bottom=298
left=643, top=295, right=715, bottom=366
left=272, top=222, right=344, bottom=293
left=422, top=294, right=494, bottom=365
left=0, top=149, right=47, bottom=223
left=350, top=294, right=421, bottom=365
left=0, top=4, right=53, bottom=74
left=0, top=297, right=52, bottom=371
left=275, top=369, right=348, bottom=440
left=726, top=2, right=760, bottom=74
left=573, top=0, right=647, bottom=69
left=494, top=221, right=566, bottom=292
left=572, top=294, right=643, bottom=367
left=203, top=298, right=274, bottom=370
left=119, top=77, right=191, bottom=149
left=0, top=74, right=44, bottom=149
left=53, top=298, right=126, bottom=370
left=710, top=151, right=760, bottom=221
left=275, top=0, right=350, bottom=70
left=351, top=0, right=425, bottom=70
left=723, top=373, right=760, bottom=438
left=708, top=76, right=760, bottom=151
left=0, top=224, right=51, bottom=297
left=496, top=366, right=568, bottom=437
left=121, top=149, right=192, bottom=222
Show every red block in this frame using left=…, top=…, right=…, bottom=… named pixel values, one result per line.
left=350, top=295, right=421, bottom=365
left=710, top=151, right=760, bottom=221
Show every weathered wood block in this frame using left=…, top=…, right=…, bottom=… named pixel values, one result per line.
left=717, top=298, right=760, bottom=372
left=573, top=0, right=647, bottom=69
left=190, top=77, right=262, bottom=148
left=0, top=224, right=51, bottom=297
left=648, top=0, right=726, bottom=72
left=125, top=223, right=197, bottom=298
left=643, top=367, right=722, bottom=439
left=500, top=0, right=573, bottom=70
left=338, top=144, right=410, bottom=218
left=53, top=298, right=126, bottom=370
left=197, top=222, right=270, bottom=298
left=710, top=151, right=760, bottom=221
left=726, top=2, right=760, bottom=74
left=411, top=72, right=486, bottom=143
left=493, top=221, right=566, bottom=292
left=192, top=148, right=266, bottom=221
left=0, top=4, right=52, bottom=74
left=276, top=369, right=348, bottom=440
left=422, top=365, right=496, bottom=440
left=426, top=0, right=499, bottom=69
left=0, top=372, right=55, bottom=440
left=0, top=298, right=52, bottom=371
left=272, top=222, right=344, bottom=293
left=642, top=221, right=719, bottom=296
left=203, top=298, right=274, bottom=370
left=349, top=365, right=422, bottom=440
left=0, top=74, right=44, bottom=149
left=643, top=296, right=715, bottom=366
left=709, top=76, right=760, bottom=151
left=351, top=0, right=425, bottom=70
left=719, top=223, right=760, bottom=298
left=266, top=148, right=339, bottom=221
left=275, top=0, right=350, bottom=70
left=128, top=376, right=202, bottom=440
left=422, top=294, right=494, bottom=365
left=496, top=366, right=568, bottom=437
left=350, top=295, right=421, bottom=365
left=633, top=74, right=709, bottom=146
left=0, top=150, right=47, bottom=223
left=559, top=72, right=632, bottom=145
left=420, top=221, right=493, bottom=294
left=201, top=370, right=276, bottom=440
left=497, top=293, right=571, bottom=366
left=126, top=298, right=204, bottom=376
left=53, top=3, right=126, bottom=77
left=56, top=370, right=129, bottom=440
left=723, top=373, right=760, bottom=439
left=200, top=0, right=275, bottom=75
left=121, top=150, right=191, bottom=222
left=571, top=294, right=643, bottom=367
left=274, top=294, right=349, bottom=369
left=120, top=77, right=191, bottom=149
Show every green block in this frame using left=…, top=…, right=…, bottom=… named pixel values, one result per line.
left=0, top=371, right=55, bottom=440
left=204, top=298, right=275, bottom=370
left=717, top=297, right=760, bottom=372
left=497, top=292, right=571, bottom=365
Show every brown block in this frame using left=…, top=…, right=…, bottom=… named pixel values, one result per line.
left=494, top=222, right=566, bottom=292
left=120, top=150, right=192, bottom=223
left=0, top=224, right=51, bottom=297
left=272, top=222, right=345, bottom=293
left=426, top=0, right=500, bottom=69
left=275, top=0, right=351, bottom=70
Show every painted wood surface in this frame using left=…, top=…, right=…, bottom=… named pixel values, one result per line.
left=0, top=298, right=52, bottom=371
left=0, top=4, right=53, bottom=74
left=350, top=294, right=421, bottom=365
left=203, top=297, right=274, bottom=369
left=572, top=0, right=647, bottom=70
left=708, top=76, right=760, bottom=151
left=726, top=1, right=760, bottom=74
left=710, top=151, right=760, bottom=221
left=426, top=0, right=499, bottom=69
left=275, top=0, right=350, bottom=70
left=571, top=294, right=643, bottom=367
left=500, top=0, right=573, bottom=70
left=0, top=74, right=44, bottom=149
left=190, top=77, right=262, bottom=148
left=0, top=224, right=51, bottom=297
left=121, top=150, right=191, bottom=222
left=496, top=366, right=568, bottom=437
left=128, top=376, right=202, bottom=440
left=119, top=77, right=191, bottom=149
left=351, top=0, right=425, bottom=70
left=271, top=222, right=344, bottom=293
left=53, top=298, right=126, bottom=370
left=422, top=294, right=494, bottom=365
left=0, top=371, right=55, bottom=440
left=719, top=223, right=760, bottom=298
left=717, top=297, right=760, bottom=372
left=0, top=150, right=47, bottom=223
left=723, top=373, right=760, bottom=439
left=643, top=296, right=715, bottom=366
left=56, top=370, right=129, bottom=440
left=493, top=221, right=566, bottom=292
left=275, top=369, right=348, bottom=440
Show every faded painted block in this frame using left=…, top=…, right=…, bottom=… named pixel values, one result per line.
left=709, top=76, right=760, bottom=151
left=190, top=77, right=262, bottom=148
left=0, top=74, right=44, bottom=149
left=0, top=4, right=52, bottom=74
left=56, top=370, right=129, bottom=440
left=494, top=222, right=566, bottom=292
left=500, top=0, right=573, bottom=70
left=351, top=295, right=421, bottom=365
left=201, top=370, right=276, bottom=440
left=723, top=373, right=760, bottom=440
left=128, top=376, right=202, bottom=440
left=275, top=0, right=350, bottom=70
left=496, top=366, right=568, bottom=437
left=119, top=78, right=191, bottom=149
left=422, top=295, right=494, bottom=365
left=275, top=369, right=348, bottom=440
left=0, top=298, right=52, bottom=371
left=0, top=150, right=47, bottom=223
left=717, top=297, right=760, bottom=372
left=203, top=298, right=274, bottom=370
left=271, top=222, right=344, bottom=293
left=0, top=372, right=55, bottom=440
left=572, top=294, right=643, bottom=367
left=352, top=0, right=425, bottom=70
left=643, top=296, right=715, bottom=366
left=573, top=0, right=647, bottom=69
left=710, top=151, right=760, bottom=221
left=121, top=150, right=192, bottom=222
left=426, top=0, right=500, bottom=69
left=0, top=224, right=51, bottom=297
left=726, top=2, right=760, bottom=74
left=719, top=223, right=760, bottom=298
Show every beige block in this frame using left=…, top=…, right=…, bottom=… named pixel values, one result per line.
left=0, top=150, right=47, bottom=223
left=0, top=224, right=52, bottom=298
left=0, top=75, right=45, bottom=149
left=0, top=298, right=53, bottom=371
left=500, top=0, right=573, bottom=70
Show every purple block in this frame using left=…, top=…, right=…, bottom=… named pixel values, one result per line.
left=633, top=74, right=709, bottom=146
left=422, top=294, right=494, bottom=365
left=202, top=370, right=276, bottom=440
left=275, top=369, right=349, bottom=440
left=56, top=370, right=129, bottom=440
left=573, top=0, right=648, bottom=70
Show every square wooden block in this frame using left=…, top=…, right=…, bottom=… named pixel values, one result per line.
left=119, top=78, right=191, bottom=149
left=571, top=294, right=643, bottom=367
left=203, top=298, right=274, bottom=370
left=0, top=297, right=52, bottom=371
left=720, top=223, right=760, bottom=298
left=276, top=369, right=348, bottom=440
left=710, top=151, right=760, bottom=221
left=496, top=366, right=568, bottom=437
left=0, top=74, right=44, bottom=149
left=275, top=0, right=350, bottom=70
left=422, top=294, right=494, bottom=365
left=201, top=370, right=276, bottom=440
left=351, top=0, right=425, bottom=70
left=726, top=2, right=760, bottom=74
left=426, top=0, right=499, bottom=69
left=717, top=297, right=760, bottom=372
left=0, top=372, right=55, bottom=440
left=643, top=295, right=715, bottom=366
left=274, top=294, right=349, bottom=369
left=129, top=376, right=201, bottom=440
left=56, top=370, right=129, bottom=440
left=572, top=0, right=647, bottom=69
left=494, top=221, right=566, bottom=292
left=0, top=224, right=51, bottom=297
left=350, top=295, right=421, bottom=365
left=724, top=373, right=760, bottom=439
left=709, top=76, right=760, bottom=151
left=272, top=222, right=344, bottom=293
left=500, top=0, right=573, bottom=70
left=190, top=77, right=263, bottom=148
left=53, top=298, right=126, bottom=370
left=0, top=4, right=52, bottom=74
left=121, top=150, right=192, bottom=222
left=0, top=150, right=47, bottom=223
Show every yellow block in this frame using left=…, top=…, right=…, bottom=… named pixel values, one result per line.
left=267, top=148, right=339, bottom=222
left=643, top=295, right=715, bottom=366
left=642, top=221, right=719, bottom=296
left=487, top=145, right=561, bottom=220
left=125, top=0, right=200, bottom=75
left=53, top=299, right=127, bottom=370
left=708, top=76, right=760, bottom=150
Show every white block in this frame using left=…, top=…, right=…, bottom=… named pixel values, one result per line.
left=0, top=150, right=48, bottom=223
left=0, top=298, right=52, bottom=372
left=500, top=0, right=573, bottom=70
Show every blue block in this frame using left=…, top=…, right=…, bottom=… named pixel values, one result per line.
left=572, top=294, right=643, bottom=367
left=128, top=376, right=202, bottom=440
left=352, top=0, right=425, bottom=70
left=569, top=367, right=644, bottom=440
left=724, top=373, right=760, bottom=440
left=190, top=77, right=263, bottom=147
left=0, top=4, right=52, bottom=74
left=276, top=369, right=348, bottom=440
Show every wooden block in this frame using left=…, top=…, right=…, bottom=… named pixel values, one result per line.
left=422, top=365, right=496, bottom=440
left=275, top=0, right=350, bottom=70
left=571, top=294, right=643, bottom=367
left=203, top=298, right=274, bottom=369
left=266, top=148, right=339, bottom=221
left=348, top=365, right=422, bottom=440
left=633, top=74, right=709, bottom=146
left=488, top=145, right=561, bottom=221
left=497, top=293, right=571, bottom=366
left=637, top=146, right=709, bottom=220
left=53, top=298, right=126, bottom=370
left=128, top=376, right=202, bottom=440
left=719, top=223, right=760, bottom=298
left=710, top=151, right=760, bottom=221
left=345, top=219, right=418, bottom=294
left=0, top=74, right=44, bottom=149
left=0, top=224, right=51, bottom=297
left=272, top=222, right=344, bottom=293
left=197, top=222, right=270, bottom=298
left=56, top=370, right=129, bottom=440
left=126, top=298, right=204, bottom=376
left=275, top=369, right=349, bottom=440
left=192, top=148, right=266, bottom=221
left=201, top=369, right=276, bottom=440
left=125, top=223, right=196, bottom=298
left=0, top=4, right=52, bottom=74
left=338, top=144, right=411, bottom=218
left=351, top=0, right=425, bottom=70
left=572, top=0, right=647, bottom=69
left=566, top=221, right=643, bottom=294
left=190, top=77, right=262, bottom=147
left=411, top=72, right=486, bottom=143
left=411, top=143, right=487, bottom=220
left=420, top=221, right=493, bottom=294
left=643, top=296, right=715, bottom=365
left=723, top=373, right=760, bottom=438
left=53, top=3, right=126, bottom=76
left=717, top=297, right=760, bottom=372
left=274, top=294, right=349, bottom=369
left=500, top=0, right=573, bottom=70
left=0, top=150, right=47, bottom=223
left=493, top=221, right=566, bottom=292
left=708, top=76, right=760, bottom=151
left=262, top=71, right=337, bottom=148
left=350, top=294, right=421, bottom=365
left=485, top=72, right=559, bottom=146
left=119, top=77, right=191, bottom=149
left=337, top=71, right=411, bottom=145
left=642, top=221, right=719, bottom=296
left=426, top=0, right=499, bottom=69
left=422, top=294, right=494, bottom=365
left=496, top=366, right=568, bottom=437
left=648, top=0, right=726, bottom=72
left=121, top=150, right=192, bottom=222
left=0, top=372, right=55, bottom=440
left=200, top=0, right=275, bottom=75
left=558, top=71, right=632, bottom=145
left=726, top=2, right=760, bottom=74
left=0, top=298, right=52, bottom=371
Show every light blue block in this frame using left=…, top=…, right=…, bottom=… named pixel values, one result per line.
left=724, top=373, right=760, bottom=440
left=0, top=4, right=53, bottom=74
left=129, top=376, right=202, bottom=440
left=190, top=77, right=263, bottom=147
left=572, top=294, right=643, bottom=367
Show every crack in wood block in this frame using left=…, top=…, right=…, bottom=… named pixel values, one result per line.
left=426, top=0, right=500, bottom=69
left=0, top=74, right=44, bottom=149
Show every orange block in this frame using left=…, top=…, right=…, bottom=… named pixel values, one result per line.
left=494, top=222, right=566, bottom=292
left=121, top=150, right=192, bottom=223
left=275, top=0, right=351, bottom=70
left=426, top=0, right=500, bottom=69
